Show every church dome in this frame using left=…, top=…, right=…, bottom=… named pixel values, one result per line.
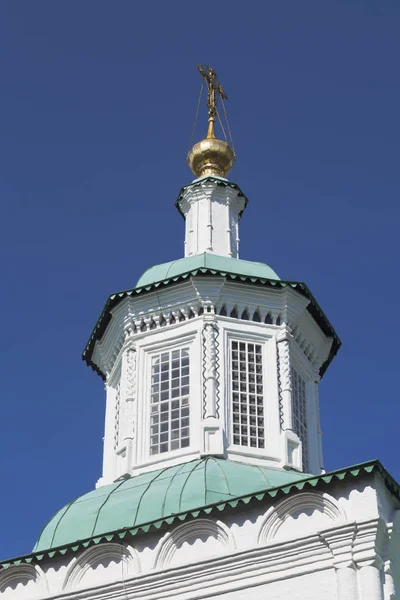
left=33, top=458, right=308, bottom=552
left=136, top=253, right=280, bottom=289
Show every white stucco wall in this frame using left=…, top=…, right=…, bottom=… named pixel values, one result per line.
left=1, top=475, right=398, bottom=600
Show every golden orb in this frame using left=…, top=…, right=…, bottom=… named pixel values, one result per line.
left=187, top=135, right=235, bottom=179
left=187, top=64, right=236, bottom=178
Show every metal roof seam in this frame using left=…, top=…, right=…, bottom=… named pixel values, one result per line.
left=4, top=460, right=388, bottom=569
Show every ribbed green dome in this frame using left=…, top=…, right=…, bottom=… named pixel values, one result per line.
left=136, top=253, right=280, bottom=288
left=34, top=458, right=308, bottom=552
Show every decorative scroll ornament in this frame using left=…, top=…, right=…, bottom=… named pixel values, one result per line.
left=124, top=347, right=137, bottom=443
left=202, top=321, right=220, bottom=418
left=113, top=380, right=121, bottom=450
left=276, top=327, right=292, bottom=431
left=126, top=347, right=136, bottom=400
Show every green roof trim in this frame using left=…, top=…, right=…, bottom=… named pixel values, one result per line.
left=0, top=459, right=397, bottom=569
left=82, top=254, right=341, bottom=380
left=175, top=176, right=249, bottom=220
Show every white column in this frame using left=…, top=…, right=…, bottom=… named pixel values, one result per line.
left=202, top=321, right=219, bottom=418
left=313, top=368, right=324, bottom=471
left=322, top=524, right=359, bottom=600
left=353, top=520, right=385, bottom=600
left=358, top=562, right=384, bottom=600
left=337, top=565, right=359, bottom=600
left=276, top=326, right=293, bottom=430
left=201, top=317, right=223, bottom=456
left=123, top=346, right=137, bottom=471
left=277, top=327, right=303, bottom=469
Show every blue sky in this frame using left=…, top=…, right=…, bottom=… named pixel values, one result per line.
left=0, top=1, right=399, bottom=559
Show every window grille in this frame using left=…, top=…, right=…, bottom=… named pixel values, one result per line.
left=231, top=341, right=265, bottom=448
left=150, top=348, right=190, bottom=455
left=291, top=368, right=309, bottom=470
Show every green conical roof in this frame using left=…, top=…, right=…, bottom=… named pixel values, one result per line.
left=34, top=458, right=309, bottom=552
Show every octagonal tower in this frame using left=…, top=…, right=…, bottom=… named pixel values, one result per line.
left=82, top=75, right=340, bottom=487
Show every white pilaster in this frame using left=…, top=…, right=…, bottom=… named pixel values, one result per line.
left=201, top=316, right=223, bottom=455
left=123, top=345, right=137, bottom=470
left=277, top=326, right=302, bottom=470
left=358, top=562, right=384, bottom=600
left=321, top=524, right=358, bottom=600
left=353, top=519, right=386, bottom=600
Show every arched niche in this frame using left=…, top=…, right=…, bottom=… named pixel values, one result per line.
left=258, top=491, right=346, bottom=544
left=63, top=542, right=140, bottom=591
left=155, top=518, right=234, bottom=569
left=0, top=564, right=47, bottom=598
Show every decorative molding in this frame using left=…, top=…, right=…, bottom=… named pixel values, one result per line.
left=113, top=379, right=121, bottom=451
left=0, top=563, right=47, bottom=596
left=92, top=279, right=331, bottom=385
left=154, top=519, right=233, bottom=570
left=62, top=543, right=140, bottom=591
left=54, top=532, right=334, bottom=600
left=120, top=346, right=137, bottom=463
left=202, top=320, right=220, bottom=418
left=320, top=523, right=357, bottom=569
left=276, top=326, right=293, bottom=431
left=259, top=491, right=345, bottom=543
left=126, top=347, right=136, bottom=399
left=352, top=518, right=386, bottom=568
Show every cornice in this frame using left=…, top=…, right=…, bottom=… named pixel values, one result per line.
left=85, top=276, right=340, bottom=381
left=175, top=176, right=249, bottom=221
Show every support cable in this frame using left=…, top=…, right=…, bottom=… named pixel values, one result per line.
left=189, top=82, right=204, bottom=152
left=221, top=96, right=236, bottom=157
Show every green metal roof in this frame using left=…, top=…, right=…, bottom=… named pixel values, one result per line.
left=33, top=458, right=309, bottom=553
left=1, top=459, right=398, bottom=568
left=136, top=254, right=280, bottom=288
left=82, top=256, right=341, bottom=379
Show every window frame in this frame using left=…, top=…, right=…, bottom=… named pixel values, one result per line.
left=290, top=343, right=314, bottom=472
left=291, top=365, right=309, bottom=472
left=149, top=347, right=191, bottom=456
left=230, top=339, right=266, bottom=450
left=224, top=323, right=279, bottom=461
left=136, top=329, right=200, bottom=469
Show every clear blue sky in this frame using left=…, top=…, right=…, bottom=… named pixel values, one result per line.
left=0, top=1, right=399, bottom=559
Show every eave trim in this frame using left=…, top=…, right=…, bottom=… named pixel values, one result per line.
left=0, top=460, right=393, bottom=569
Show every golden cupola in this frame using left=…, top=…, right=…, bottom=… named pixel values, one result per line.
left=187, top=65, right=235, bottom=179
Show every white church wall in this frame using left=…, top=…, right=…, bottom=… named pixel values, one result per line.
left=2, top=478, right=396, bottom=600
left=214, top=570, right=338, bottom=600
